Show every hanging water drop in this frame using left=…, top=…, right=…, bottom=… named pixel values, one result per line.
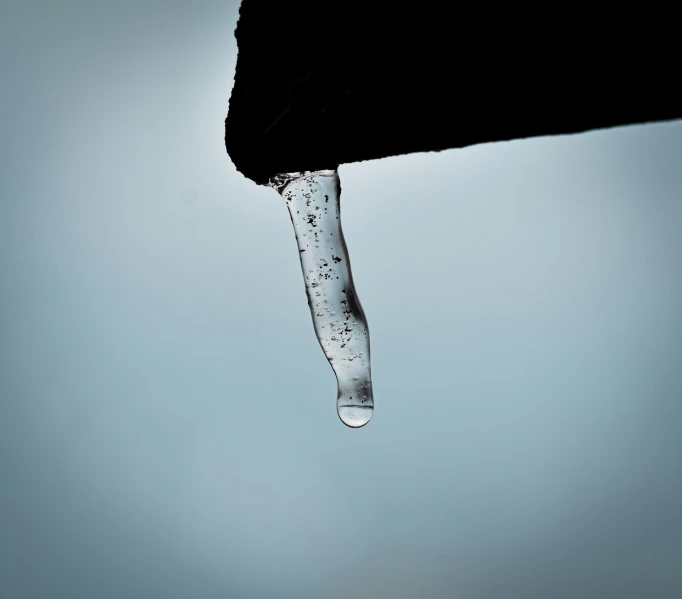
left=269, top=169, right=374, bottom=428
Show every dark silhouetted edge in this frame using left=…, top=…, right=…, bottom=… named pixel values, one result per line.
left=226, top=3, right=681, bottom=185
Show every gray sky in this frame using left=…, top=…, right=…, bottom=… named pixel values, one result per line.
left=2, top=2, right=682, bottom=597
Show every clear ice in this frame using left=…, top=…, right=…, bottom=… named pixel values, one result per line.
left=269, top=169, right=373, bottom=428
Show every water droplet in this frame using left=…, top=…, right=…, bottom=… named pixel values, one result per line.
left=268, top=169, right=374, bottom=428
left=337, top=404, right=373, bottom=428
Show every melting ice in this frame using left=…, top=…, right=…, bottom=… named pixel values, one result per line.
left=269, top=169, right=374, bottom=428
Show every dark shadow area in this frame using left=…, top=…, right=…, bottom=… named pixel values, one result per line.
left=226, top=3, right=681, bottom=184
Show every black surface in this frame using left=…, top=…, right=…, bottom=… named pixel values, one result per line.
left=225, top=3, right=680, bottom=185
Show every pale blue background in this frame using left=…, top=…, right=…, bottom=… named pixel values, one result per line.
left=2, top=2, right=682, bottom=597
